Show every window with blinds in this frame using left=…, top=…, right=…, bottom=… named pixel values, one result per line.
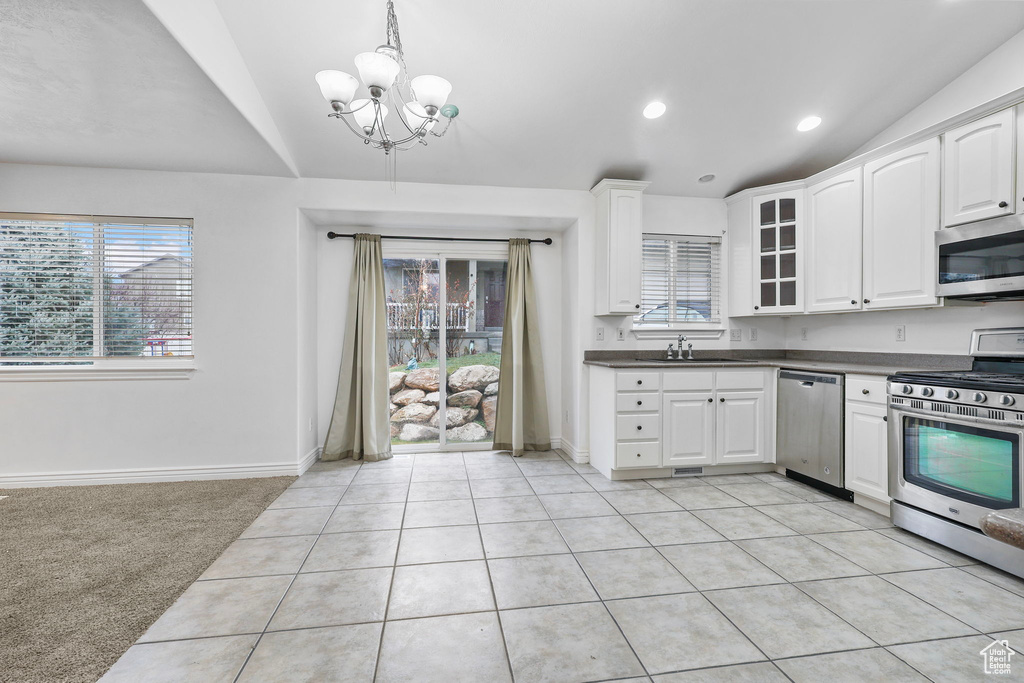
left=635, top=234, right=721, bottom=326
left=0, top=213, right=193, bottom=363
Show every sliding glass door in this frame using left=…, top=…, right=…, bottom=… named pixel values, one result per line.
left=384, top=247, right=507, bottom=450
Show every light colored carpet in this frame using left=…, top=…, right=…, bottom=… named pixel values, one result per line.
left=0, top=476, right=295, bottom=683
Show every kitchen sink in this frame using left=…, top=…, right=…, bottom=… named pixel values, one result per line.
left=637, top=357, right=748, bottom=363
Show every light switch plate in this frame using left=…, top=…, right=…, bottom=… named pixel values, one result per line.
left=596, top=326, right=605, bottom=341
left=800, top=327, right=808, bottom=341
left=616, top=327, right=626, bottom=341
left=750, top=327, right=758, bottom=342
left=896, top=324, right=906, bottom=342
left=729, top=329, right=742, bottom=341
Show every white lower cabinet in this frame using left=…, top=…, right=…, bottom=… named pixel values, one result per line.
left=716, top=391, right=765, bottom=464
left=843, top=374, right=890, bottom=503
left=589, top=366, right=773, bottom=477
left=662, top=392, right=715, bottom=467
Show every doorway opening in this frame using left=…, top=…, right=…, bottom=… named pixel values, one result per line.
left=384, top=248, right=508, bottom=451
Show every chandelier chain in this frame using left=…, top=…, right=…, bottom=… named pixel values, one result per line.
left=385, top=0, right=407, bottom=69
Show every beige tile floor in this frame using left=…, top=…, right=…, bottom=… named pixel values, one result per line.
left=101, top=450, right=1024, bottom=682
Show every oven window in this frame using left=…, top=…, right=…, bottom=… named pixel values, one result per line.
left=904, top=417, right=1019, bottom=509
left=938, top=230, right=1024, bottom=284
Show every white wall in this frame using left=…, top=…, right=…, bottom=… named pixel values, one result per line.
left=0, top=163, right=302, bottom=485
left=850, top=28, right=1024, bottom=156
left=296, top=211, right=319, bottom=462
left=784, top=302, right=1024, bottom=355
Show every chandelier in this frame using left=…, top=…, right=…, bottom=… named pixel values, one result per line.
left=314, top=0, right=457, bottom=177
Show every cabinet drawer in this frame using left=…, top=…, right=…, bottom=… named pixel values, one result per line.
left=616, top=372, right=661, bottom=391
left=616, top=442, right=660, bottom=468
left=716, top=370, right=766, bottom=390
left=663, top=371, right=714, bottom=392
left=846, top=374, right=887, bottom=405
left=617, top=393, right=657, bottom=412
left=617, top=413, right=660, bottom=439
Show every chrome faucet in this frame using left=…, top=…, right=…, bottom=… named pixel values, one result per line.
left=666, top=343, right=675, bottom=360
left=678, top=334, right=694, bottom=360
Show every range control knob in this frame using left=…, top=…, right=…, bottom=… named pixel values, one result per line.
left=973, top=392, right=988, bottom=403
left=999, top=395, right=1016, bottom=406
left=945, top=389, right=959, bottom=400
left=920, top=387, right=934, bottom=397
left=901, top=385, right=914, bottom=395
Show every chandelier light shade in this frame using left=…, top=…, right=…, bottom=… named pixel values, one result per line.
left=354, top=52, right=401, bottom=95
left=315, top=70, right=359, bottom=107
left=403, top=103, right=436, bottom=133
left=411, top=75, right=452, bottom=115
left=313, top=0, right=458, bottom=183
left=351, top=99, right=387, bottom=132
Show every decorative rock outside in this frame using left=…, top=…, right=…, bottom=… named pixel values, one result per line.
left=388, top=362, right=499, bottom=443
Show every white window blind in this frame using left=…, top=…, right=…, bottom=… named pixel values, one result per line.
left=635, top=234, right=721, bottom=326
left=0, top=213, right=193, bottom=363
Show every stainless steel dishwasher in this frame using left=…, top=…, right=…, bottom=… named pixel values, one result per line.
left=776, top=370, right=846, bottom=492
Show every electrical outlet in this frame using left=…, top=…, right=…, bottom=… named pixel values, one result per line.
left=750, top=327, right=758, bottom=342
left=308, top=418, right=313, bottom=432
left=895, top=324, right=906, bottom=342
left=800, top=327, right=808, bottom=341
left=596, top=326, right=605, bottom=342
left=564, top=409, right=569, bottom=423
left=729, top=328, right=742, bottom=342
left=616, top=327, right=626, bottom=341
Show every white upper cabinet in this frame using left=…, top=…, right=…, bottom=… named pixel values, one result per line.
left=805, top=168, right=863, bottom=313
left=591, top=179, right=649, bottom=316
left=752, top=190, right=803, bottom=314
left=943, top=109, right=1015, bottom=227
left=1017, top=105, right=1024, bottom=215
left=863, top=138, right=940, bottom=310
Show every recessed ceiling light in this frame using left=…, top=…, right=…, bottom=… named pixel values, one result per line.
left=643, top=101, right=666, bottom=119
left=797, top=115, right=822, bottom=132
left=698, top=174, right=716, bottom=183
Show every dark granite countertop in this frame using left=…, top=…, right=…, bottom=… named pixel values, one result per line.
left=583, top=349, right=972, bottom=377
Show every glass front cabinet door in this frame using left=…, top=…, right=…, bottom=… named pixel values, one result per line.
left=753, top=190, right=803, bottom=314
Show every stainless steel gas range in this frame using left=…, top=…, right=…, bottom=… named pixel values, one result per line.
left=888, top=328, right=1024, bottom=577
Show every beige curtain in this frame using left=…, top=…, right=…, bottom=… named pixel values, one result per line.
left=323, top=234, right=392, bottom=462
left=493, top=238, right=551, bottom=455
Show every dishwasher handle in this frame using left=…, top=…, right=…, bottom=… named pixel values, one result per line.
left=779, top=370, right=843, bottom=385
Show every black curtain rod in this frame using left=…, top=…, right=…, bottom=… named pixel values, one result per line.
left=326, top=231, right=553, bottom=245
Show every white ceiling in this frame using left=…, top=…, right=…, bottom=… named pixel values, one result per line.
left=0, top=0, right=291, bottom=176
left=4, top=1, right=1024, bottom=197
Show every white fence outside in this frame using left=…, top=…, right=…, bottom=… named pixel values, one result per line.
left=387, top=302, right=472, bottom=332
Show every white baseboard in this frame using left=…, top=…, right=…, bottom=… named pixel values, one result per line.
left=558, top=439, right=589, bottom=464
left=299, top=446, right=322, bottom=475
left=0, top=460, right=307, bottom=489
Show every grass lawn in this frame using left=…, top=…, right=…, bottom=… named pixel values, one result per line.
left=391, top=352, right=501, bottom=372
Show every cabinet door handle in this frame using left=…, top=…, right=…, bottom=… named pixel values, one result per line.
left=707, top=398, right=712, bottom=403
left=999, top=201, right=1009, bottom=208
left=754, top=305, right=760, bottom=310
left=636, top=425, right=643, bottom=431
left=636, top=380, right=643, bottom=386
left=719, top=397, right=725, bottom=402
left=636, top=400, right=643, bottom=406
left=851, top=299, right=857, bottom=305
left=862, top=389, right=870, bottom=395
left=636, top=453, right=642, bottom=458
left=863, top=298, right=870, bottom=304
left=635, top=304, right=641, bottom=309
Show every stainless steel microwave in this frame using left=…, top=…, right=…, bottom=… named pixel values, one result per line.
left=936, top=214, right=1024, bottom=300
